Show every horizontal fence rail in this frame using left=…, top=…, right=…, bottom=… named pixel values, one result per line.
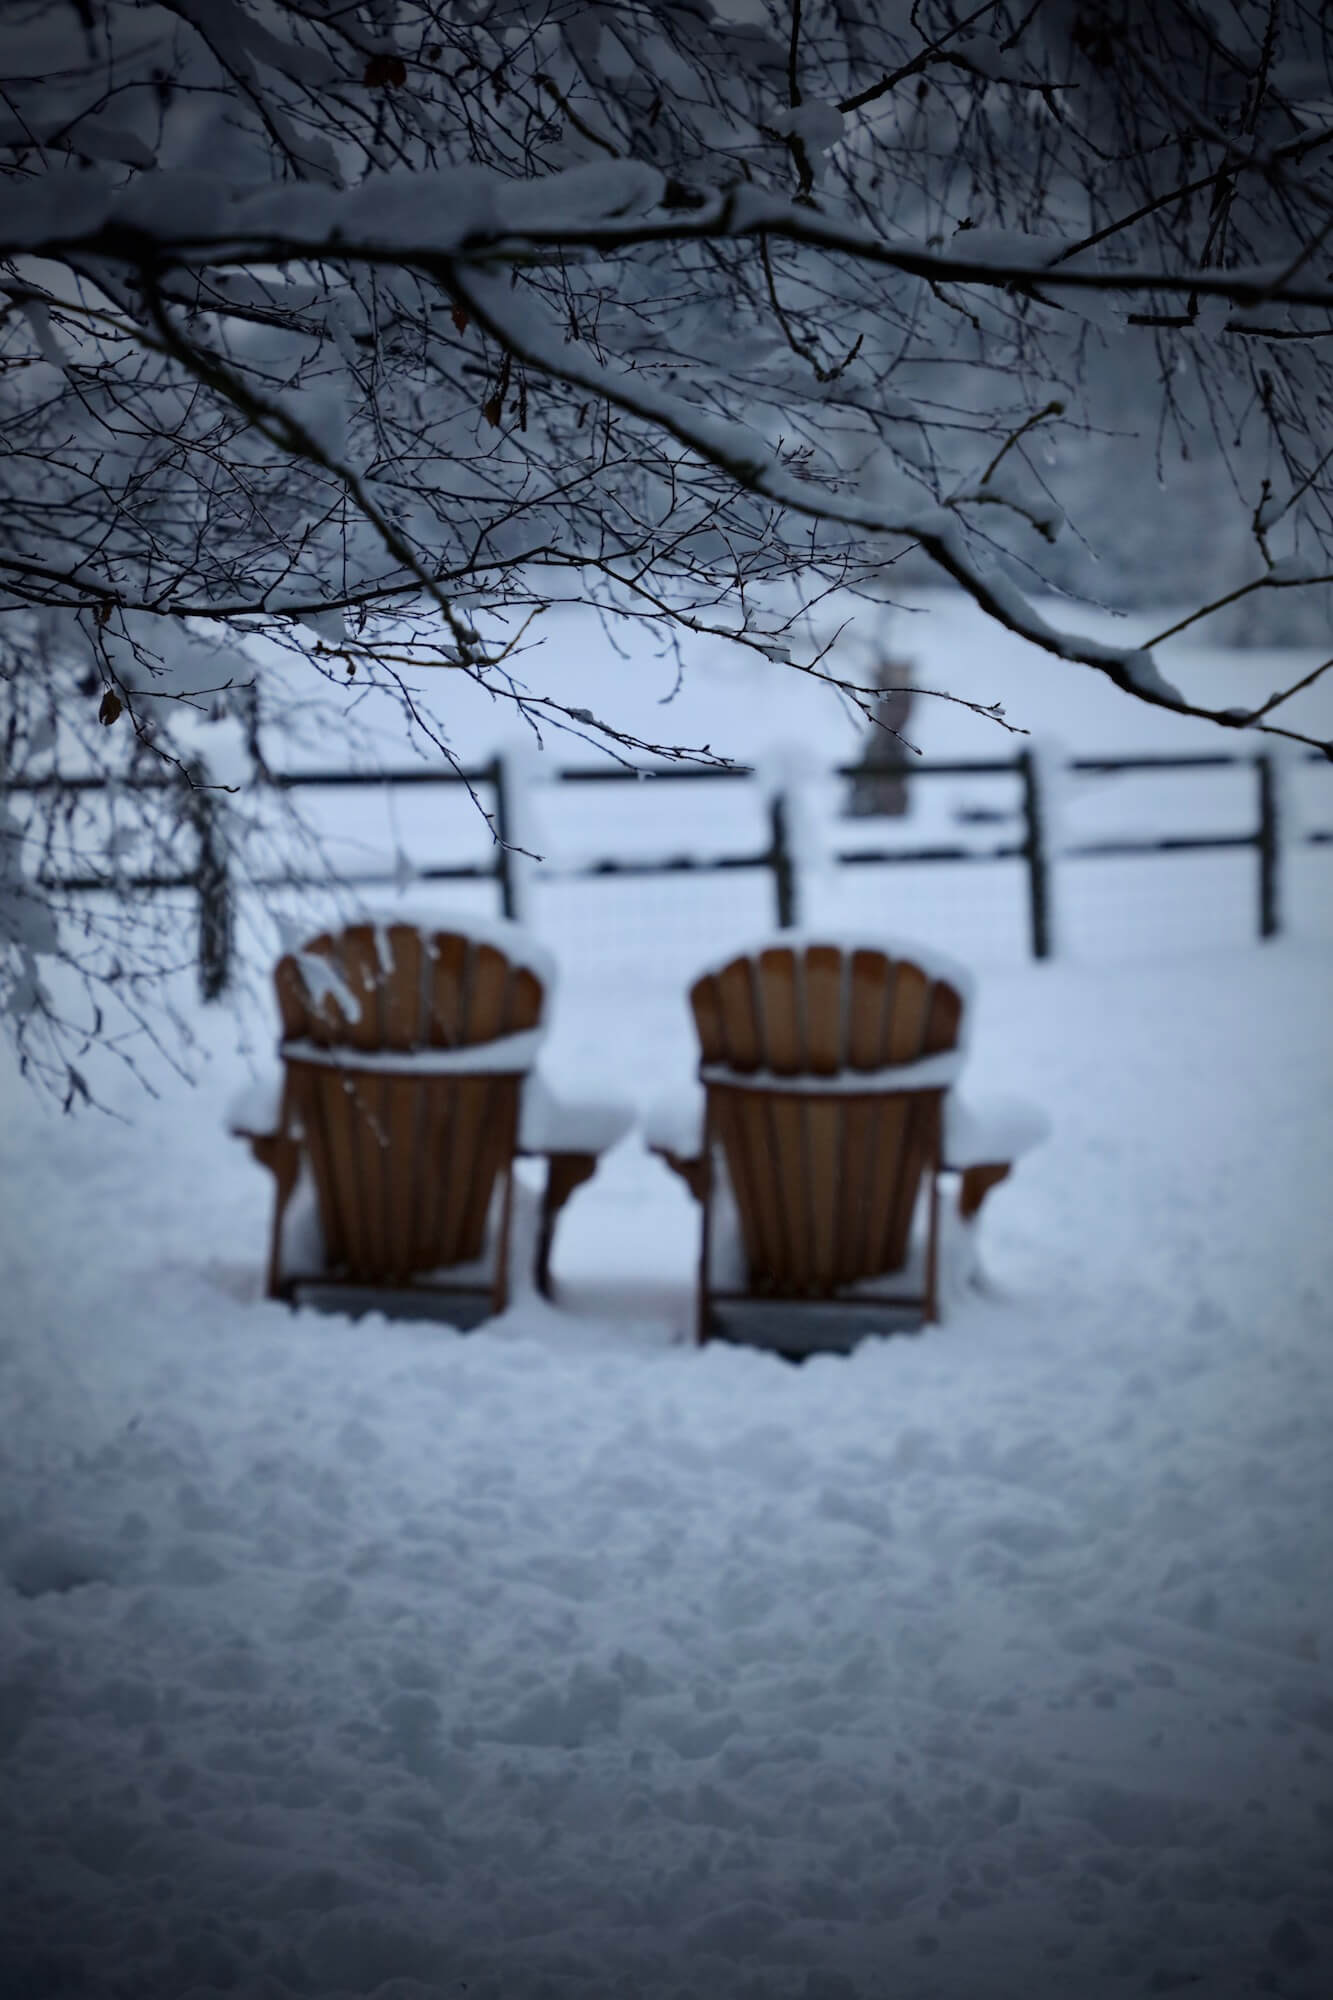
left=10, top=748, right=1330, bottom=996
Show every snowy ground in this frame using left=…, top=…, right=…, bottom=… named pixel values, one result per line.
left=3, top=936, right=1332, bottom=2000
left=3, top=595, right=1332, bottom=1999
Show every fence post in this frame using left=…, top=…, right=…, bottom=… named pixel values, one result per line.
left=769, top=789, right=797, bottom=928
left=489, top=752, right=517, bottom=921
left=1255, top=753, right=1280, bottom=940
left=189, top=764, right=232, bottom=1001
left=1018, top=747, right=1052, bottom=960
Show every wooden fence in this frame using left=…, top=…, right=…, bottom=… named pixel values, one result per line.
left=13, top=748, right=1330, bottom=998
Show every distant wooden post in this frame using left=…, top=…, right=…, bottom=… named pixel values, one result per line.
left=1256, top=753, right=1280, bottom=940
left=189, top=763, right=232, bottom=1000
left=769, top=790, right=798, bottom=928
left=844, top=656, right=915, bottom=817
left=489, top=752, right=517, bottom=920
left=1018, top=748, right=1052, bottom=960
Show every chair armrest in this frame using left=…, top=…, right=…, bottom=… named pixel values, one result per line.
left=648, top=1144, right=710, bottom=1205
left=226, top=1072, right=285, bottom=1140
left=518, top=1071, right=634, bottom=1159
left=517, top=1075, right=633, bottom=1299
left=943, top=1095, right=1048, bottom=1226
left=642, top=1087, right=704, bottom=1165
left=943, top=1093, right=1049, bottom=1171
left=642, top=1089, right=708, bottom=1203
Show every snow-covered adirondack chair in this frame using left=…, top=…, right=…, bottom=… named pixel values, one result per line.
left=229, top=913, right=632, bottom=1320
left=644, top=937, right=1046, bottom=1353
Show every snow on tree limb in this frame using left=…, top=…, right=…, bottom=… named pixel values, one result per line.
left=8, top=165, right=1333, bottom=313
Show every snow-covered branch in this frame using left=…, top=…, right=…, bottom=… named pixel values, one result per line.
left=8, top=171, right=1333, bottom=313
left=6, top=0, right=1333, bottom=1092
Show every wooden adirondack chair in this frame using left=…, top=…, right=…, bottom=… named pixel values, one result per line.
left=230, top=915, right=629, bottom=1319
left=648, top=938, right=1034, bottom=1352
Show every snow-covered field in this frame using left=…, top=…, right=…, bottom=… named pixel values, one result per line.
left=3, top=943, right=1332, bottom=2000
left=232, top=587, right=1333, bottom=975
left=3, top=596, right=1332, bottom=1999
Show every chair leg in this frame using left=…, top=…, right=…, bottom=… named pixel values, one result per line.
left=957, top=1162, right=1012, bottom=1221
left=535, top=1152, right=597, bottom=1298
left=924, top=1101, right=944, bottom=1325
left=695, top=1139, right=715, bottom=1346
left=925, top=1170, right=944, bottom=1324
left=491, top=1162, right=517, bottom=1316
left=247, top=1134, right=302, bottom=1301
left=693, top=1272, right=712, bottom=1346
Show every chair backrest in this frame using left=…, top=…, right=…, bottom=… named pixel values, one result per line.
left=273, top=921, right=546, bottom=1282
left=689, top=942, right=965, bottom=1292
left=274, top=920, right=545, bottom=1052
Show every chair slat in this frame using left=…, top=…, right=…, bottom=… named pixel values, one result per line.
left=383, top=1075, right=422, bottom=1278
left=318, top=1070, right=370, bottom=1276
left=298, top=933, right=350, bottom=1047
left=287, top=1066, right=341, bottom=1263
left=833, top=1097, right=878, bottom=1282
left=411, top=1079, right=455, bottom=1268
left=340, top=926, right=384, bottom=1050
left=465, top=944, right=510, bottom=1044
left=922, top=979, right=963, bottom=1054
left=380, top=926, right=426, bottom=1049
left=710, top=1091, right=763, bottom=1278
left=348, top=1072, right=390, bottom=1270
left=756, top=948, right=801, bottom=1073
left=803, top=946, right=844, bottom=1074
left=768, top=1094, right=809, bottom=1285
left=436, top=1077, right=489, bottom=1263
left=690, top=974, right=727, bottom=1062
left=864, top=1096, right=910, bottom=1273
left=884, top=960, right=929, bottom=1062
left=426, top=933, right=469, bottom=1045
left=274, top=956, right=310, bottom=1038
left=506, top=966, right=544, bottom=1034
left=717, top=957, right=763, bottom=1068
left=455, top=1081, right=498, bottom=1261
left=805, top=1099, right=842, bottom=1288
left=846, top=951, right=889, bottom=1070
left=458, top=1078, right=518, bottom=1259
left=884, top=1097, right=936, bottom=1271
